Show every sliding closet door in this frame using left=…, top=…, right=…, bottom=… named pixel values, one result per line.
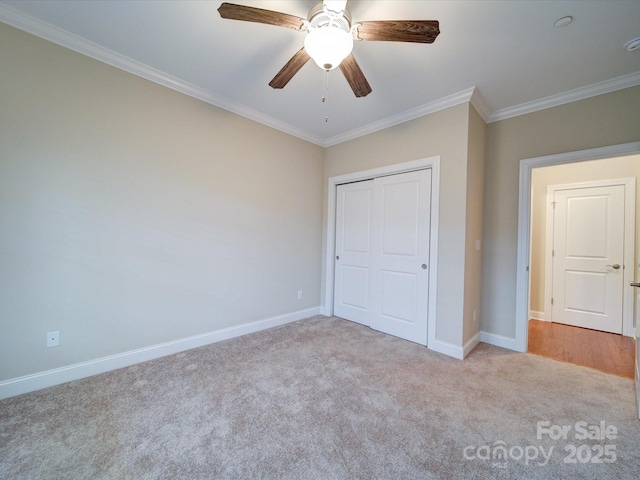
left=370, top=169, right=431, bottom=344
left=334, top=180, right=374, bottom=325
left=334, top=169, right=432, bottom=345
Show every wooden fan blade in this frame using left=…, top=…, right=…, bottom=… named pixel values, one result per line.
left=339, top=54, right=372, bottom=98
left=218, top=3, right=305, bottom=30
left=269, top=48, right=311, bottom=89
left=356, top=20, right=440, bottom=43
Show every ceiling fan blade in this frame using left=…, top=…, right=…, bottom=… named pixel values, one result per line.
left=339, top=54, right=372, bottom=98
left=269, top=48, right=311, bottom=89
left=355, top=20, right=440, bottom=43
left=218, top=3, right=305, bottom=30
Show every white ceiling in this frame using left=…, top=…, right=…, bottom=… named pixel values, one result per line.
left=2, top=0, right=639, bottom=146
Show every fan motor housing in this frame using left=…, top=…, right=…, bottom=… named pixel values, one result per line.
left=308, top=1, right=351, bottom=33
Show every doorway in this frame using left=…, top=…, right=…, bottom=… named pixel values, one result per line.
left=543, top=179, right=634, bottom=334
left=516, top=145, right=640, bottom=378
left=528, top=168, right=636, bottom=375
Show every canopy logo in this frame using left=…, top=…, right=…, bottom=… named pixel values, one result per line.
left=463, top=420, right=618, bottom=468
left=463, top=442, right=553, bottom=468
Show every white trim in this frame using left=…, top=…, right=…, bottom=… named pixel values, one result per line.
left=463, top=332, right=481, bottom=358
left=529, top=311, right=547, bottom=322
left=323, top=157, right=440, bottom=351
left=0, top=307, right=321, bottom=400
left=515, top=142, right=640, bottom=352
left=543, top=187, right=555, bottom=326
left=480, top=331, right=519, bottom=351
left=470, top=88, right=491, bottom=123
left=489, top=72, right=640, bottom=123
left=428, top=333, right=480, bottom=360
left=3, top=4, right=640, bottom=146
left=324, top=89, right=477, bottom=147
left=429, top=339, right=464, bottom=360
left=543, top=178, right=636, bottom=337
left=3, top=3, right=638, bottom=146
left=0, top=4, right=325, bottom=147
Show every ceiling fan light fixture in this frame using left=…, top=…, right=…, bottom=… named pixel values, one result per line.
left=323, top=0, right=347, bottom=16
left=304, top=27, right=353, bottom=70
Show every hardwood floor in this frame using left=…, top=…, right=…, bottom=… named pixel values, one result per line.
left=528, top=319, right=635, bottom=379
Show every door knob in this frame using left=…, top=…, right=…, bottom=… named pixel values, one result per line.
left=606, top=264, right=620, bottom=270
left=630, top=282, right=640, bottom=288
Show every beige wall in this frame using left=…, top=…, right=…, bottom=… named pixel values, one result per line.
left=4, top=17, right=638, bottom=384
left=0, top=24, right=324, bottom=381
left=483, top=86, right=640, bottom=339
left=463, top=105, right=486, bottom=344
left=529, top=155, right=640, bottom=317
left=324, top=103, right=485, bottom=349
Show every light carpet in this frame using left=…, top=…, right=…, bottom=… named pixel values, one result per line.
left=1, top=316, right=639, bottom=479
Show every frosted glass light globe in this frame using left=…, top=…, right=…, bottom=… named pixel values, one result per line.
left=304, top=27, right=353, bottom=70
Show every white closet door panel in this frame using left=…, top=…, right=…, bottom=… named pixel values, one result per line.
left=370, top=169, right=431, bottom=344
left=380, top=181, right=420, bottom=256
left=334, top=181, right=374, bottom=325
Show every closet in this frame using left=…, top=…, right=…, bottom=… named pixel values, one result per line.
left=334, top=169, right=432, bottom=344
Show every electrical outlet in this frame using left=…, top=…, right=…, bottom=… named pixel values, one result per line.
left=46, top=331, right=59, bottom=348
left=473, top=310, right=477, bottom=323
left=297, top=290, right=303, bottom=300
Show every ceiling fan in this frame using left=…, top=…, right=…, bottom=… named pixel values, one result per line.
left=218, top=0, right=440, bottom=97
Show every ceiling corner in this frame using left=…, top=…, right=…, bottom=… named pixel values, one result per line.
left=469, top=87, right=490, bottom=123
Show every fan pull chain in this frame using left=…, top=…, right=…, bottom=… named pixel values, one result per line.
left=323, top=69, right=329, bottom=123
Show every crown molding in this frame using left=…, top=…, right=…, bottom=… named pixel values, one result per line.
left=324, top=87, right=477, bottom=146
left=469, top=88, right=490, bottom=123
left=0, top=4, right=325, bottom=147
left=488, top=71, right=640, bottom=123
left=3, top=3, right=639, bottom=145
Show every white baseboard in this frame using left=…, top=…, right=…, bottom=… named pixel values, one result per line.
left=429, top=339, right=465, bottom=360
left=0, top=307, right=322, bottom=400
left=463, top=332, right=481, bottom=358
left=480, top=331, right=519, bottom=351
left=428, top=332, right=480, bottom=360
left=529, top=310, right=547, bottom=321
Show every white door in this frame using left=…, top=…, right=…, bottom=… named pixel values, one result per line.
left=334, top=169, right=432, bottom=345
left=551, top=185, right=625, bottom=333
left=334, top=180, right=374, bottom=325
left=370, top=169, right=432, bottom=344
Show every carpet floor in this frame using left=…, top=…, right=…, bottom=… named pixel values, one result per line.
left=1, top=316, right=639, bottom=479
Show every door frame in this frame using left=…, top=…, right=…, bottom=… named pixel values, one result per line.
left=322, top=156, right=440, bottom=348
left=543, top=178, right=635, bottom=336
left=515, top=141, right=640, bottom=352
